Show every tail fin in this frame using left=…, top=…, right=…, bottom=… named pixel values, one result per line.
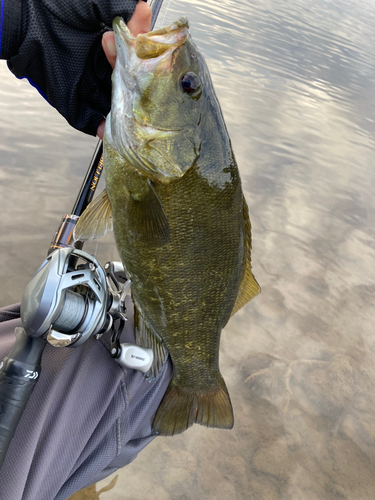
left=152, top=375, right=233, bottom=436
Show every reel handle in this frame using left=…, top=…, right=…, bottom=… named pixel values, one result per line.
left=0, top=328, right=46, bottom=468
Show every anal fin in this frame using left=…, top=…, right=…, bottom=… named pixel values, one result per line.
left=134, top=299, right=168, bottom=380
left=231, top=196, right=261, bottom=317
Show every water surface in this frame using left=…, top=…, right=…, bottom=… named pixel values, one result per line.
left=1, top=0, right=375, bottom=498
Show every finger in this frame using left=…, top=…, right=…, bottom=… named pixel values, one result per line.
left=97, top=119, right=106, bottom=139
left=127, top=0, right=152, bottom=36
left=102, top=31, right=117, bottom=69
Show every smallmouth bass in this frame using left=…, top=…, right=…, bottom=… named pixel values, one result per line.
left=74, top=16, right=260, bottom=436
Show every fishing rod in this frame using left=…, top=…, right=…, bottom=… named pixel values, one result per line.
left=0, top=0, right=166, bottom=469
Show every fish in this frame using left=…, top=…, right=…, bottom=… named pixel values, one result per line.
left=74, top=16, right=260, bottom=436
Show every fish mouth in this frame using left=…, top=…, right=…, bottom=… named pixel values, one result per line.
left=133, top=114, right=182, bottom=134
left=113, top=16, right=189, bottom=60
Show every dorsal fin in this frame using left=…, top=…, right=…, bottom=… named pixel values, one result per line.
left=73, top=188, right=113, bottom=242
left=231, top=196, right=261, bottom=317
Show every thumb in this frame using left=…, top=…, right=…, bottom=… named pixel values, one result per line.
left=102, top=0, right=152, bottom=69
left=102, top=31, right=117, bottom=69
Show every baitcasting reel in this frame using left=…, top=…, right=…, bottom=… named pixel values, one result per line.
left=20, top=247, right=153, bottom=373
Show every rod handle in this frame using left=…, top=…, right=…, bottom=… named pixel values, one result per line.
left=0, top=329, right=46, bottom=468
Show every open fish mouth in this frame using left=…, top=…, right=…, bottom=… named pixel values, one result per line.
left=112, top=15, right=190, bottom=83
left=113, top=16, right=189, bottom=61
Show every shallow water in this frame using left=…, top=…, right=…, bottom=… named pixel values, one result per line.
left=2, top=0, right=375, bottom=498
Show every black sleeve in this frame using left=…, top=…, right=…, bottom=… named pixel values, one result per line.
left=0, top=0, right=142, bottom=135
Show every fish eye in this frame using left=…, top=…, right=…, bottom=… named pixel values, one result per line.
left=180, top=72, right=201, bottom=96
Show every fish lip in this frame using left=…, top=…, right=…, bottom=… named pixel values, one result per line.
left=140, top=15, right=189, bottom=40
left=133, top=115, right=182, bottom=133
left=113, top=16, right=135, bottom=44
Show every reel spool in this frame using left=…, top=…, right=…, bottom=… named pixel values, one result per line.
left=20, top=247, right=153, bottom=372
left=21, top=247, right=108, bottom=346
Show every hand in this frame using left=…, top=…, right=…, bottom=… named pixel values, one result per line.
left=96, top=1, right=152, bottom=139
left=5, top=0, right=152, bottom=135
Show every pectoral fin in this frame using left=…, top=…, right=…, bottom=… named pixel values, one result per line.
left=231, top=196, right=261, bottom=317
left=133, top=299, right=168, bottom=380
left=73, top=189, right=113, bottom=242
left=128, top=180, right=170, bottom=243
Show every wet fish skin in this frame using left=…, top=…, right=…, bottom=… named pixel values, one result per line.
left=75, top=16, right=260, bottom=436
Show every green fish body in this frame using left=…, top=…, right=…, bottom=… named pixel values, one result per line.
left=75, top=17, right=260, bottom=436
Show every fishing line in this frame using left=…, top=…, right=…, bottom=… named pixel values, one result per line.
left=89, top=199, right=102, bottom=260
left=76, top=208, right=100, bottom=318
left=160, top=0, right=172, bottom=28
left=92, top=236, right=99, bottom=260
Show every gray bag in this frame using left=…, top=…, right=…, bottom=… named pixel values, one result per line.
left=0, top=299, right=172, bottom=500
